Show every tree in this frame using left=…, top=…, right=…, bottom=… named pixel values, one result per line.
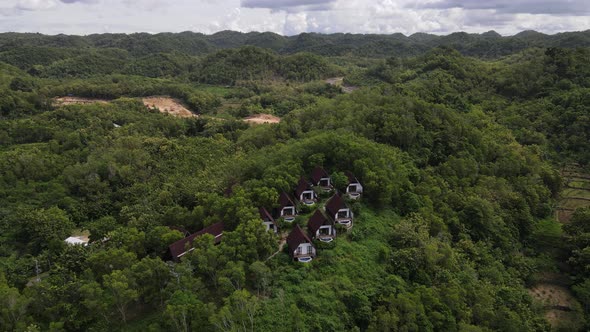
left=86, top=248, right=138, bottom=279
left=331, top=171, right=349, bottom=192
left=16, top=206, right=75, bottom=252
left=218, top=261, right=246, bottom=295
left=248, top=261, right=271, bottom=296
left=212, top=289, right=259, bottom=332
left=165, top=290, right=215, bottom=332
left=9, top=77, right=37, bottom=92
left=221, top=219, right=276, bottom=263
left=187, top=234, right=226, bottom=288
left=102, top=270, right=139, bottom=323
left=130, top=257, right=171, bottom=307
left=0, top=273, right=30, bottom=331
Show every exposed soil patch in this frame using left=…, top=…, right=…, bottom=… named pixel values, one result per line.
left=244, top=114, right=280, bottom=124
left=54, top=96, right=110, bottom=106
left=325, top=77, right=359, bottom=94
left=530, top=283, right=575, bottom=308
left=142, top=96, right=196, bottom=118
left=325, top=77, right=344, bottom=85
left=529, top=283, right=579, bottom=328
left=556, top=209, right=574, bottom=223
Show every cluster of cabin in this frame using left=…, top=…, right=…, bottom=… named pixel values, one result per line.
left=167, top=166, right=363, bottom=262
left=264, top=166, right=363, bottom=262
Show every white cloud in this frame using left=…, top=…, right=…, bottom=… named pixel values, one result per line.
left=0, top=0, right=587, bottom=35
left=16, top=0, right=57, bottom=11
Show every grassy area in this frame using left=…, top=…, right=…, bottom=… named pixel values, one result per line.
left=558, top=169, right=590, bottom=213
left=561, top=188, right=590, bottom=199
left=560, top=198, right=590, bottom=210
left=567, top=180, right=590, bottom=190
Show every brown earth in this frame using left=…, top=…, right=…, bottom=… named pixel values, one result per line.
left=530, top=283, right=575, bottom=308
left=142, top=96, right=196, bottom=118
left=529, top=283, right=579, bottom=328
left=54, top=97, right=110, bottom=106
left=244, top=114, right=280, bottom=124
left=325, top=77, right=359, bottom=94
left=325, top=77, right=344, bottom=85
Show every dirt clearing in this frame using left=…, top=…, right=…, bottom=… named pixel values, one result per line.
left=325, top=76, right=359, bottom=94
left=529, top=283, right=581, bottom=328
left=244, top=114, right=280, bottom=124
left=142, top=96, right=196, bottom=118
left=325, top=77, right=344, bottom=85
left=54, top=97, right=110, bottom=106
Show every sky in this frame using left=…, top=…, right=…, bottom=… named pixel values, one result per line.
left=0, top=0, right=589, bottom=36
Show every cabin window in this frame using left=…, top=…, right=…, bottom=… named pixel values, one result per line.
left=283, top=207, right=294, bottom=216
left=303, top=192, right=312, bottom=200
left=319, top=227, right=331, bottom=236
left=305, top=245, right=312, bottom=254
left=320, top=179, right=330, bottom=187
left=338, top=210, right=348, bottom=218
left=349, top=185, right=357, bottom=192
left=296, top=247, right=302, bottom=255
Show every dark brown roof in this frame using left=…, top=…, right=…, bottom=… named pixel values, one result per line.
left=287, top=224, right=314, bottom=256
left=168, top=222, right=224, bottom=260
left=278, top=191, right=296, bottom=208
left=311, top=166, right=329, bottom=184
left=168, top=226, right=191, bottom=237
left=345, top=171, right=360, bottom=184
left=295, top=177, right=313, bottom=197
left=259, top=207, right=274, bottom=222
left=307, top=209, right=332, bottom=235
left=325, top=193, right=346, bottom=217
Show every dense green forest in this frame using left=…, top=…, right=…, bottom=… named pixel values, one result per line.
left=1, top=30, right=590, bottom=331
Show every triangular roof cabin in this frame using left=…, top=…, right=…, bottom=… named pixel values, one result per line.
left=311, top=166, right=330, bottom=185
left=286, top=224, right=315, bottom=258
left=259, top=207, right=275, bottom=223
left=325, top=193, right=346, bottom=217
left=295, top=177, right=313, bottom=198
left=307, top=209, right=333, bottom=235
left=259, top=207, right=278, bottom=233
left=278, top=191, right=296, bottom=209
left=345, top=171, right=360, bottom=185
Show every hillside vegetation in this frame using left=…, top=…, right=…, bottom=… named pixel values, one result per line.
left=0, top=31, right=589, bottom=331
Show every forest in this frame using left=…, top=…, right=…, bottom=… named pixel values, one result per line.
left=0, top=30, right=589, bottom=331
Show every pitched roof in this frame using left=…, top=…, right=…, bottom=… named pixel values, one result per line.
left=259, top=207, right=274, bottom=222
left=311, top=166, right=329, bottom=184
left=287, top=224, right=313, bottom=255
left=295, top=177, right=313, bottom=197
left=278, top=191, right=296, bottom=208
left=168, top=222, right=224, bottom=260
left=345, top=171, right=360, bottom=184
left=307, top=209, right=332, bottom=235
left=325, top=193, right=346, bottom=217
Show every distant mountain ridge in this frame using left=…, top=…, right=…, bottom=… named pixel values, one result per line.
left=0, top=30, right=589, bottom=58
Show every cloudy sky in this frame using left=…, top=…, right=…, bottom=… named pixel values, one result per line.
left=0, top=0, right=589, bottom=36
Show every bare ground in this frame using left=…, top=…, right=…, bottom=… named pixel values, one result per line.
left=142, top=96, right=196, bottom=118
left=244, top=114, right=281, bottom=124
left=325, top=77, right=344, bottom=85
left=529, top=283, right=580, bottom=328
left=325, top=77, right=359, bottom=94
left=54, top=97, right=110, bottom=106
left=530, top=284, right=576, bottom=308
